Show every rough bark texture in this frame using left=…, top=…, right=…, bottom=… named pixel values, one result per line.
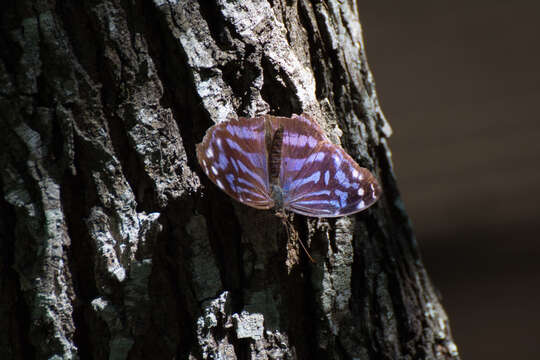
left=0, top=0, right=460, bottom=359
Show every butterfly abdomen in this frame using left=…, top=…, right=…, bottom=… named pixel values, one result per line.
left=268, top=125, right=284, bottom=187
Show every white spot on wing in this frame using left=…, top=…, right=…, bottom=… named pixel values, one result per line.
left=230, top=158, right=238, bottom=172
left=216, top=179, right=224, bottom=189
left=352, top=169, right=359, bottom=178
left=306, top=151, right=324, bottom=164
left=290, top=170, right=321, bottom=189
left=211, top=166, right=218, bottom=175
left=335, top=170, right=346, bottom=183
left=309, top=171, right=321, bottom=184
left=334, top=189, right=348, bottom=207
left=333, top=153, right=341, bottom=167
left=217, top=153, right=228, bottom=169
left=284, top=132, right=298, bottom=146
left=356, top=200, right=365, bottom=209
left=206, top=148, right=214, bottom=158
left=370, top=183, right=377, bottom=199
left=357, top=188, right=364, bottom=196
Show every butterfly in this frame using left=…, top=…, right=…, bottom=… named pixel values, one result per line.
left=196, top=113, right=381, bottom=217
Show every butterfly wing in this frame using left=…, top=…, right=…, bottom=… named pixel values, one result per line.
left=196, top=116, right=274, bottom=209
left=266, top=113, right=328, bottom=191
left=278, top=119, right=381, bottom=217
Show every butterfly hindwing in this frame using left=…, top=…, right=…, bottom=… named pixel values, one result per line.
left=269, top=114, right=380, bottom=217
left=283, top=141, right=381, bottom=217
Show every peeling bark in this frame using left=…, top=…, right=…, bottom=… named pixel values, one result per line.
left=0, top=0, right=459, bottom=359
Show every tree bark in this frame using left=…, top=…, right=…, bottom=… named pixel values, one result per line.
left=0, top=0, right=460, bottom=359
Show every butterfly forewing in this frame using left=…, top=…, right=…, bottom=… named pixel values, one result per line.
left=196, top=117, right=274, bottom=209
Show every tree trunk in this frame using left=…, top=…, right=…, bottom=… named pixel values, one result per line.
left=0, top=0, right=460, bottom=359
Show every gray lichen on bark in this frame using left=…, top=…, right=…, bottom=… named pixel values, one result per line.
left=0, top=0, right=459, bottom=359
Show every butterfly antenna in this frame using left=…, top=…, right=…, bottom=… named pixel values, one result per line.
left=296, top=230, right=315, bottom=263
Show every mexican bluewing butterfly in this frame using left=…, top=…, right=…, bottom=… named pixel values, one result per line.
left=196, top=114, right=381, bottom=217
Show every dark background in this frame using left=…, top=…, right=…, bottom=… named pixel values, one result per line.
left=360, top=2, right=540, bottom=359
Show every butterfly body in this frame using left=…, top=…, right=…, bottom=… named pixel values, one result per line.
left=196, top=114, right=381, bottom=217
left=270, top=183, right=285, bottom=209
